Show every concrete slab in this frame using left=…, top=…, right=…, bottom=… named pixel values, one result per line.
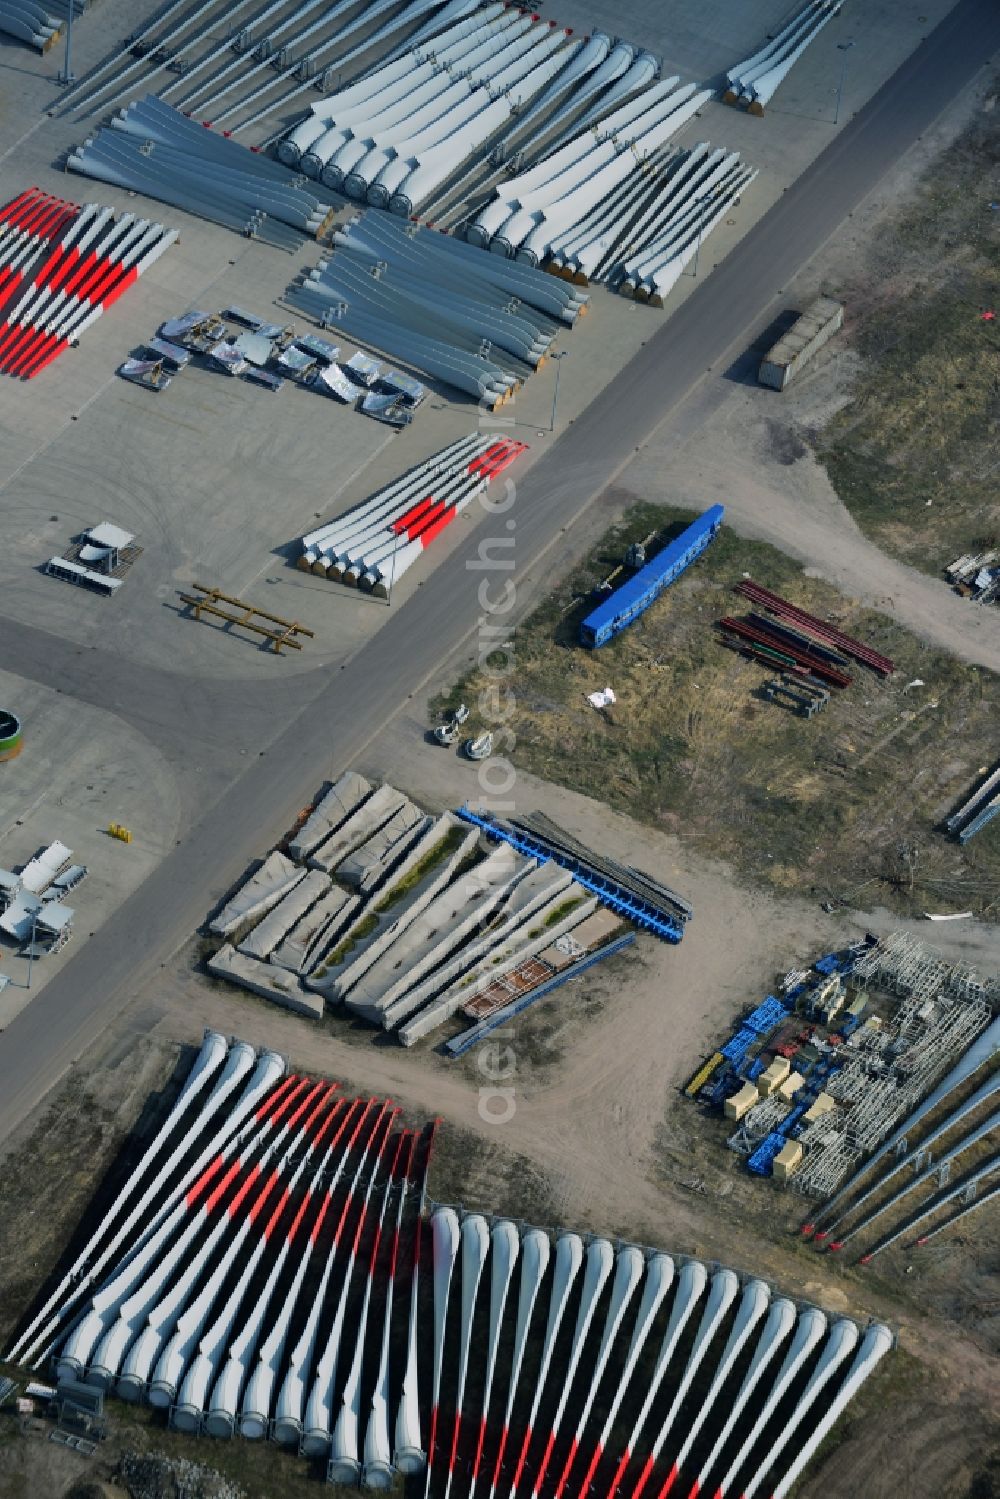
left=207, top=943, right=325, bottom=1018
left=336, top=802, right=426, bottom=890
left=288, top=771, right=371, bottom=860
left=0, top=666, right=180, bottom=1023
left=238, top=867, right=331, bottom=959
left=207, top=849, right=302, bottom=936
left=269, top=882, right=357, bottom=973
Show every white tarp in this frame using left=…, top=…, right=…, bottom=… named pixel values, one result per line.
left=20, top=841, right=72, bottom=894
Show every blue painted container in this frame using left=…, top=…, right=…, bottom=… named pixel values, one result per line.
left=580, top=504, right=725, bottom=648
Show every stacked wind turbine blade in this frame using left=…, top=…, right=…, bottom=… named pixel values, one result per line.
left=725, top=1, right=843, bottom=112
left=300, top=1102, right=400, bottom=1457
left=416, top=30, right=640, bottom=226
left=228, top=0, right=487, bottom=141
left=6, top=1030, right=235, bottom=1371
left=13, top=1033, right=897, bottom=1494
left=0, top=194, right=176, bottom=379
left=298, top=433, right=527, bottom=594
left=286, top=208, right=584, bottom=408
left=496, top=83, right=714, bottom=265
left=562, top=141, right=758, bottom=302
left=265, top=9, right=586, bottom=208
left=200, top=0, right=436, bottom=134
left=337, top=210, right=589, bottom=323
left=57, top=0, right=455, bottom=125
left=95, top=1085, right=346, bottom=1398
left=164, top=0, right=469, bottom=123
left=0, top=189, right=81, bottom=306
left=327, top=1131, right=413, bottom=1482
left=67, top=96, right=338, bottom=253
left=468, top=76, right=713, bottom=263
left=279, top=5, right=481, bottom=168
left=372, top=21, right=582, bottom=218
left=0, top=0, right=78, bottom=52
left=277, top=22, right=658, bottom=233
left=304, top=8, right=532, bottom=193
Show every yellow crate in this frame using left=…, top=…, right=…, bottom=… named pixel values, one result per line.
left=685, top=1051, right=725, bottom=1097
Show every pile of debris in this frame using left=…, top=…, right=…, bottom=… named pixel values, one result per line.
left=947, top=548, right=1000, bottom=605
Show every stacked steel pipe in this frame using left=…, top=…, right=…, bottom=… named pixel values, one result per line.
left=0, top=188, right=176, bottom=379
left=734, top=580, right=895, bottom=675
left=6, top=1036, right=894, bottom=1499
left=299, top=433, right=526, bottom=593
left=67, top=97, right=339, bottom=252
left=288, top=211, right=585, bottom=407
left=724, top=1, right=843, bottom=113
left=719, top=579, right=899, bottom=687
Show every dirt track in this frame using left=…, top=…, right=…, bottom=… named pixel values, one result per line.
left=622, top=72, right=1000, bottom=678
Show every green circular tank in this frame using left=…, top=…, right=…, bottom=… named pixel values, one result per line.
left=0, top=709, right=22, bottom=762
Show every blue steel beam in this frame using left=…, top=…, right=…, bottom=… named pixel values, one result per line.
left=456, top=807, right=684, bottom=941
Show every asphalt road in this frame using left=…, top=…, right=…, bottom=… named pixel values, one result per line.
left=1, top=0, right=997, bottom=1146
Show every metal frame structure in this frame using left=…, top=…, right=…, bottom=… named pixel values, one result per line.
left=179, top=583, right=315, bottom=652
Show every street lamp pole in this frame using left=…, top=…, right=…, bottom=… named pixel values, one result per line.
left=549, top=350, right=567, bottom=432
left=59, top=0, right=76, bottom=85
left=692, top=192, right=713, bottom=277
left=385, top=520, right=400, bottom=607
left=693, top=219, right=705, bottom=279
left=834, top=39, right=855, bottom=125
left=26, top=908, right=38, bottom=989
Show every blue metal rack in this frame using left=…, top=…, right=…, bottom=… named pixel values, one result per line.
left=456, top=807, right=686, bottom=943
left=745, top=995, right=788, bottom=1035
left=721, top=1027, right=756, bottom=1065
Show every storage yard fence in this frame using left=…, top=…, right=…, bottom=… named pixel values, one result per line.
left=9, top=1032, right=892, bottom=1499
left=202, top=771, right=676, bottom=1047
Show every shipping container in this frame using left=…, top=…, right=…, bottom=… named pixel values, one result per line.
left=758, top=296, right=844, bottom=390
left=580, top=505, right=724, bottom=648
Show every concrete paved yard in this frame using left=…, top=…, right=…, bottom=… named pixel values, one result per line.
left=0, top=668, right=180, bottom=1022
left=0, top=0, right=956, bottom=685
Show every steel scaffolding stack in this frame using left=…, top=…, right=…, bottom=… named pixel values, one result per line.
left=790, top=937, right=995, bottom=1198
